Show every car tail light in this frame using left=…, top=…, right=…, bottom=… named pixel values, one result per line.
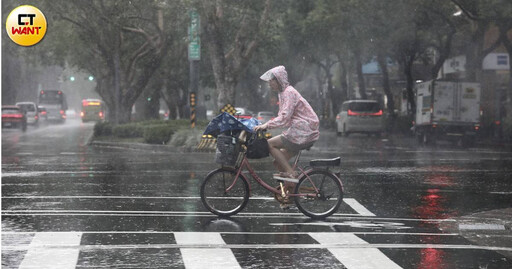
left=35, top=115, right=38, bottom=120
left=348, top=109, right=383, bottom=116
left=41, top=111, right=47, bottom=115
left=257, top=116, right=263, bottom=120
left=3, top=114, right=23, bottom=118
left=80, top=111, right=85, bottom=117
left=336, top=115, right=340, bottom=120
left=99, top=111, right=104, bottom=118
left=60, top=110, right=65, bottom=115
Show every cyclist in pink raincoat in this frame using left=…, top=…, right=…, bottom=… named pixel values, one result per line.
left=254, top=66, right=320, bottom=181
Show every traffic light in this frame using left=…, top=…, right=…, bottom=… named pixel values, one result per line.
left=70, top=76, right=75, bottom=82
left=189, top=92, right=196, bottom=106
left=88, top=76, right=94, bottom=81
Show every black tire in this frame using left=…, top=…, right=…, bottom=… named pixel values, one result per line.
left=200, top=168, right=249, bottom=217
left=294, top=170, right=343, bottom=219
left=342, top=124, right=349, bottom=137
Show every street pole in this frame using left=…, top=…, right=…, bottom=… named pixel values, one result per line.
left=188, top=9, right=200, bottom=129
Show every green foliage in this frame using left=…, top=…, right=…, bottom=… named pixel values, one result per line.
left=143, top=125, right=174, bottom=144
left=94, top=122, right=113, bottom=136
left=112, top=123, right=146, bottom=138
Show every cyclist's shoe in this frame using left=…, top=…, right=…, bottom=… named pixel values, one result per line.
left=273, top=172, right=299, bottom=183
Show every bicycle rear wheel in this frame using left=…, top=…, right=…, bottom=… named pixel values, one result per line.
left=294, top=170, right=343, bottom=219
left=200, top=168, right=249, bottom=217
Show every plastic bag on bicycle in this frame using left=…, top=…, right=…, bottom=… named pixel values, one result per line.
left=246, top=131, right=269, bottom=159
left=215, top=134, right=242, bottom=166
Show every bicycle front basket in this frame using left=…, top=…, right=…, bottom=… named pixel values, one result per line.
left=215, top=134, right=241, bottom=166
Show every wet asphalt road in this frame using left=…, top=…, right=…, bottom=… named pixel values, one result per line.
left=2, top=119, right=512, bottom=268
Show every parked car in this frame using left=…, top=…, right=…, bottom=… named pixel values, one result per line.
left=2, top=105, right=27, bottom=132
left=235, top=107, right=254, bottom=119
left=256, top=111, right=275, bottom=123
left=336, top=100, right=384, bottom=137
left=15, top=102, right=39, bottom=126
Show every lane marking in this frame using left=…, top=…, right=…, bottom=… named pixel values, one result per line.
left=174, top=232, right=241, bottom=269
left=343, top=198, right=376, bottom=216
left=459, top=224, right=506, bottom=230
left=3, top=196, right=376, bottom=217
left=2, top=231, right=460, bottom=236
left=5, top=243, right=511, bottom=252
left=1, top=210, right=460, bottom=222
left=310, top=233, right=402, bottom=269
left=19, top=232, right=82, bottom=269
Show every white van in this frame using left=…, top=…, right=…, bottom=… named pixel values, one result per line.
left=336, top=100, right=384, bottom=137
left=15, top=102, right=39, bottom=126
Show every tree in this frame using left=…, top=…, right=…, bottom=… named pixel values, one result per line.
left=45, top=0, right=169, bottom=123
left=199, top=0, right=272, bottom=109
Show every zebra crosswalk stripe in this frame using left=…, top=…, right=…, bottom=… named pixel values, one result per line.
left=174, top=232, right=241, bottom=269
left=19, top=232, right=82, bottom=269
left=310, top=233, right=402, bottom=269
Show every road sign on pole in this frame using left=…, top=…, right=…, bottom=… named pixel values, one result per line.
left=188, top=10, right=200, bottom=61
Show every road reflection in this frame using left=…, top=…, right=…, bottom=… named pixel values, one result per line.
left=414, top=171, right=459, bottom=269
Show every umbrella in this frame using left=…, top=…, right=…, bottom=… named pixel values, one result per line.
left=203, top=112, right=260, bottom=137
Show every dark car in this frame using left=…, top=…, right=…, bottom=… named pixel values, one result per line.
left=2, top=105, right=27, bottom=132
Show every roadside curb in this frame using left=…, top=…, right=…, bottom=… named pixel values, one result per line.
left=90, top=140, right=197, bottom=153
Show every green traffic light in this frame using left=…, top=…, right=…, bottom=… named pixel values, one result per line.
left=70, top=76, right=75, bottom=81
left=88, top=76, right=94, bottom=81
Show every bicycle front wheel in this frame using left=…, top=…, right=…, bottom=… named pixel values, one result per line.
left=200, top=168, right=249, bottom=217
left=294, top=170, right=343, bottom=219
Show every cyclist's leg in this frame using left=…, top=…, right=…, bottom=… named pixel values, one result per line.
left=268, top=135, right=296, bottom=177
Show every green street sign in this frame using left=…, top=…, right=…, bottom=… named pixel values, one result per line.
left=188, top=10, right=200, bottom=60
left=189, top=41, right=200, bottom=60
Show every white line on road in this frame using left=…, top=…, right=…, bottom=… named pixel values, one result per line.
left=18, top=232, right=82, bottom=269
left=310, top=233, right=402, bottom=269
left=174, top=232, right=241, bottom=269
left=343, top=198, right=376, bottom=216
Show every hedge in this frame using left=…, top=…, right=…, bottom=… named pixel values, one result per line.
left=143, top=125, right=174, bottom=144
left=94, top=119, right=209, bottom=144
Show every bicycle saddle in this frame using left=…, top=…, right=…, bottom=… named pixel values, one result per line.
left=309, top=157, right=341, bottom=167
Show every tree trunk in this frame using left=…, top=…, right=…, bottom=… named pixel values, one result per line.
left=377, top=53, right=395, bottom=116
left=402, top=52, right=416, bottom=115
left=499, top=24, right=512, bottom=118
left=201, top=0, right=271, bottom=109
left=355, top=52, right=367, bottom=99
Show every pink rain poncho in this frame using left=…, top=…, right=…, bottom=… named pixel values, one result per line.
left=260, top=66, right=320, bottom=145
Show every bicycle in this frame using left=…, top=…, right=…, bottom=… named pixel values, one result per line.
left=200, top=132, right=344, bottom=220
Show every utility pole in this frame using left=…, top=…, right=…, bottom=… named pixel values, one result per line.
left=188, top=9, right=200, bottom=128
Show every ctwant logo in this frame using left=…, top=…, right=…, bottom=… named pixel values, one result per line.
left=6, top=5, right=47, bottom=46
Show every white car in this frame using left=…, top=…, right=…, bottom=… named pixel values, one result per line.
left=336, top=100, right=384, bottom=137
left=15, top=102, right=39, bottom=125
